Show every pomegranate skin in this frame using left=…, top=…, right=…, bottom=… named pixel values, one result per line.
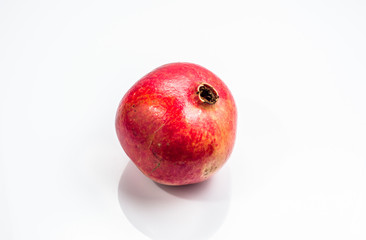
left=116, top=63, right=237, bottom=185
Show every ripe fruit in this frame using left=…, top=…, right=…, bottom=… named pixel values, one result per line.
left=115, top=63, right=237, bottom=185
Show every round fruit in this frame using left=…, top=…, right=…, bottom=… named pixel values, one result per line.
left=115, top=63, right=237, bottom=185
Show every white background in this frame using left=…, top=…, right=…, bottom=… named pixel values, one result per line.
left=1, top=0, right=366, bottom=239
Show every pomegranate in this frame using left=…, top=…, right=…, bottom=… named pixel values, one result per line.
left=115, top=63, right=237, bottom=185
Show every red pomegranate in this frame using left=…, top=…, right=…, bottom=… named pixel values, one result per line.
left=116, top=63, right=237, bottom=185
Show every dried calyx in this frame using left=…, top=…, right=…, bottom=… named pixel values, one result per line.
left=197, top=83, right=219, bottom=104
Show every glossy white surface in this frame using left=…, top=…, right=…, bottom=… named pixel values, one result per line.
left=1, top=0, right=366, bottom=239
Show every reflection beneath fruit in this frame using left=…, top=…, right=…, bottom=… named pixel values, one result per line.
left=118, top=162, right=231, bottom=240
